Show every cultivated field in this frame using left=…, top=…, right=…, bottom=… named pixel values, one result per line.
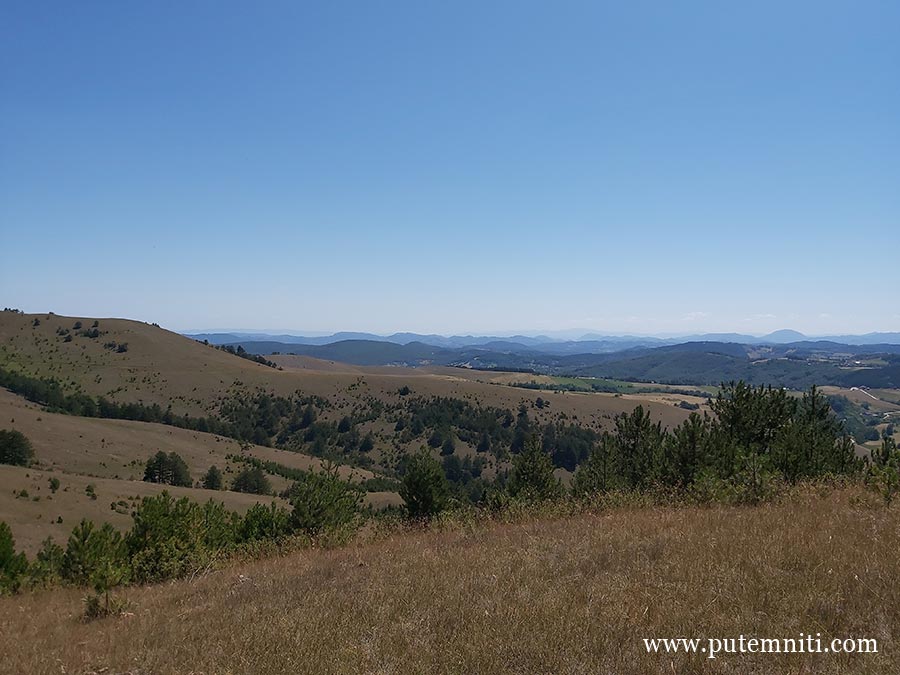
left=1, top=486, right=897, bottom=674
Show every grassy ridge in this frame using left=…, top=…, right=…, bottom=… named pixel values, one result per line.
left=2, top=485, right=897, bottom=674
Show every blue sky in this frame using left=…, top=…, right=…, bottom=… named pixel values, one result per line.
left=2, top=1, right=898, bottom=336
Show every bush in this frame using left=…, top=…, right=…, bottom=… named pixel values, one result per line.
left=237, top=503, right=292, bottom=543
left=572, top=435, right=618, bottom=496
left=125, top=493, right=237, bottom=583
left=61, top=520, right=127, bottom=587
left=0, top=521, right=28, bottom=593
left=27, top=537, right=64, bottom=588
left=0, top=429, right=33, bottom=466
left=85, top=553, right=128, bottom=620
left=287, top=464, right=362, bottom=535
left=868, top=435, right=900, bottom=504
left=507, top=438, right=563, bottom=502
left=83, top=587, right=128, bottom=622
left=231, top=467, right=271, bottom=495
left=400, top=450, right=450, bottom=520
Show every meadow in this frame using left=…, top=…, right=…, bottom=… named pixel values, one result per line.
left=2, top=485, right=897, bottom=674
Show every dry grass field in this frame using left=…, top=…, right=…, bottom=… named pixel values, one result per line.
left=1, top=486, right=897, bottom=674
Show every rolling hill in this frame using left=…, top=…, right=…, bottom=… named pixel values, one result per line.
left=0, top=311, right=700, bottom=551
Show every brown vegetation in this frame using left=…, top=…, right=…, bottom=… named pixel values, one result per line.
left=2, top=485, right=897, bottom=674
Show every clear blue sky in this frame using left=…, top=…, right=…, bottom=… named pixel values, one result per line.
left=2, top=1, right=898, bottom=336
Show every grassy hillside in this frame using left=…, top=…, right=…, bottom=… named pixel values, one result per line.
left=0, top=312, right=695, bottom=479
left=0, top=389, right=377, bottom=484
left=0, top=464, right=283, bottom=555
left=0, top=311, right=320, bottom=417
left=2, top=486, right=897, bottom=674
left=0, top=312, right=699, bottom=553
left=1, top=312, right=896, bottom=673
left=0, top=388, right=399, bottom=553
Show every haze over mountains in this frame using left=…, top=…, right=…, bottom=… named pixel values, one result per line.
left=183, top=328, right=900, bottom=391
left=187, top=329, right=900, bottom=350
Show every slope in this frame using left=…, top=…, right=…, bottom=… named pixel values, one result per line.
left=1, top=487, right=896, bottom=674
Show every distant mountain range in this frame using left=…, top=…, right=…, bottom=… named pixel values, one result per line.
left=183, top=331, right=900, bottom=391
left=186, top=329, right=900, bottom=352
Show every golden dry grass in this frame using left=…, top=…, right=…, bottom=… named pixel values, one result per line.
left=2, top=486, right=897, bottom=674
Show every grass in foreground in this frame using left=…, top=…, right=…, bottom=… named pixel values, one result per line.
left=1, top=486, right=898, bottom=674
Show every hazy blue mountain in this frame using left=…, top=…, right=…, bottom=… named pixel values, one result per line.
left=682, top=333, right=758, bottom=343
left=760, top=329, right=809, bottom=343
left=817, top=332, right=900, bottom=345
left=189, top=327, right=900, bottom=351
